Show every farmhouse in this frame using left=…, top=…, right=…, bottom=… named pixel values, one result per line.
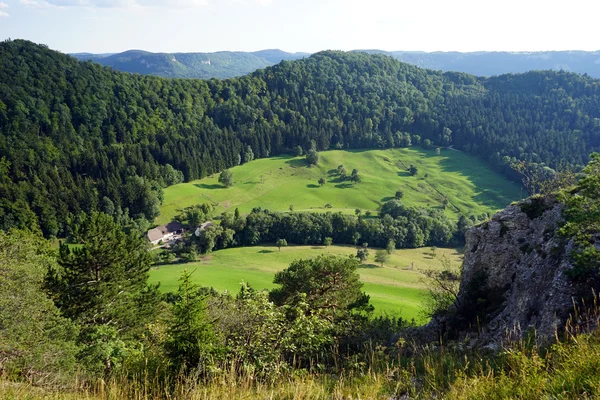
left=146, top=221, right=184, bottom=245
left=194, top=221, right=215, bottom=236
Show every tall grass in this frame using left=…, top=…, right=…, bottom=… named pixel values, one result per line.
left=4, top=321, right=600, bottom=399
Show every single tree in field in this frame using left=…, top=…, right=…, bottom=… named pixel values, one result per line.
left=365, top=210, right=372, bottom=217
left=293, top=145, right=303, bottom=157
left=269, top=255, right=373, bottom=317
left=276, top=238, right=288, bottom=252
left=351, top=232, right=361, bottom=246
left=386, top=239, right=395, bottom=254
left=289, top=204, right=294, bottom=212
left=355, top=208, right=362, bottom=217
left=306, top=150, right=319, bottom=166
left=435, top=147, right=441, bottom=156
left=431, top=246, right=437, bottom=258
left=243, top=145, right=254, bottom=164
left=395, top=190, right=404, bottom=200
left=218, top=169, right=233, bottom=187
left=356, top=248, right=369, bottom=263
left=408, top=165, right=418, bottom=176
left=374, top=250, right=389, bottom=267
left=323, top=237, right=333, bottom=247
left=318, top=178, right=326, bottom=186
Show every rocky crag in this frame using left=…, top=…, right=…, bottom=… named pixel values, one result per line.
left=421, top=195, right=597, bottom=347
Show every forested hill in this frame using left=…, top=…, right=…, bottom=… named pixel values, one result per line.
left=71, top=49, right=309, bottom=79
left=1, top=39, right=600, bottom=238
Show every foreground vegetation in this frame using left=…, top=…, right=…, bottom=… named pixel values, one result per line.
left=3, top=323, right=600, bottom=399
left=158, top=147, right=521, bottom=224
left=1, top=156, right=599, bottom=399
left=149, top=245, right=463, bottom=321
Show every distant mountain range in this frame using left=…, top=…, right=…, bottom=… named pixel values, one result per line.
left=71, top=49, right=600, bottom=79
left=70, top=49, right=309, bottom=79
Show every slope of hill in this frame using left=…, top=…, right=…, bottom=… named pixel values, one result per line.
left=71, top=48, right=308, bottom=78
left=2, top=39, right=600, bottom=238
left=158, top=148, right=522, bottom=225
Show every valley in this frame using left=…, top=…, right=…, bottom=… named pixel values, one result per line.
left=149, top=245, right=464, bottom=322
left=157, top=147, right=522, bottom=225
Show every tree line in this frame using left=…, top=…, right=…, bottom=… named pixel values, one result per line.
left=184, top=199, right=474, bottom=256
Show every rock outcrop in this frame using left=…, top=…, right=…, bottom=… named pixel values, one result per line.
left=421, top=195, right=586, bottom=346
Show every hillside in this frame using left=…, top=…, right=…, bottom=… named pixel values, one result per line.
left=71, top=48, right=308, bottom=79
left=158, top=148, right=522, bottom=225
left=149, top=245, right=463, bottom=321
left=2, top=39, right=600, bottom=237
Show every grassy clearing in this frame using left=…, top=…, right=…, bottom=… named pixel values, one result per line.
left=157, top=148, right=522, bottom=225
left=148, top=245, right=463, bottom=322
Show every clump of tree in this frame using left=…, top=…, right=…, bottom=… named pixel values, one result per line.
left=0, top=231, right=79, bottom=386
left=374, top=250, right=389, bottom=267
left=306, top=150, right=320, bottom=166
left=559, top=153, right=600, bottom=287
left=276, top=238, right=288, bottom=252
left=422, top=255, right=461, bottom=319
left=511, top=160, right=577, bottom=196
left=219, top=169, right=234, bottom=187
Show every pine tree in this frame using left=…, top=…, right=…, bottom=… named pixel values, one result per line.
left=165, top=270, right=215, bottom=371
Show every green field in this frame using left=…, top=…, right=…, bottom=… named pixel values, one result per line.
left=148, top=245, right=463, bottom=322
left=157, top=148, right=523, bottom=225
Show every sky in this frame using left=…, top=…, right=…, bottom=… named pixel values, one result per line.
left=0, top=0, right=599, bottom=54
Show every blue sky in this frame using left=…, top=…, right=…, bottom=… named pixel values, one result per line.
left=0, top=0, right=598, bottom=54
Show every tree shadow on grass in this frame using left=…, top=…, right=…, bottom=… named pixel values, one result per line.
left=335, top=183, right=354, bottom=189
left=258, top=250, right=275, bottom=254
left=306, top=184, right=320, bottom=188
left=285, top=158, right=308, bottom=168
left=195, top=183, right=224, bottom=189
left=398, top=171, right=411, bottom=177
left=358, top=263, right=380, bottom=269
left=381, top=196, right=395, bottom=202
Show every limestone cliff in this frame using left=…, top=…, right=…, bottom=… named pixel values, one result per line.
left=422, top=195, right=589, bottom=346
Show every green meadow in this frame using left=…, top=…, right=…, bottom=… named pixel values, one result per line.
left=148, top=245, right=463, bottom=322
left=157, top=148, right=523, bottom=225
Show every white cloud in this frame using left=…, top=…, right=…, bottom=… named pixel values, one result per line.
left=0, top=2, right=8, bottom=8
left=19, top=0, right=207, bottom=7
left=0, top=10, right=7, bottom=16
left=0, top=1, right=8, bottom=16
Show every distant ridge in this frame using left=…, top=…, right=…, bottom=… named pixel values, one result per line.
left=73, top=48, right=600, bottom=79
left=355, top=50, right=600, bottom=78
left=71, top=49, right=309, bottom=79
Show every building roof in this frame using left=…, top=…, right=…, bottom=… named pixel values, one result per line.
left=146, top=221, right=184, bottom=242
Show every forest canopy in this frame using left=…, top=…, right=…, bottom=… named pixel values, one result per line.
left=1, top=39, right=600, bottom=236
